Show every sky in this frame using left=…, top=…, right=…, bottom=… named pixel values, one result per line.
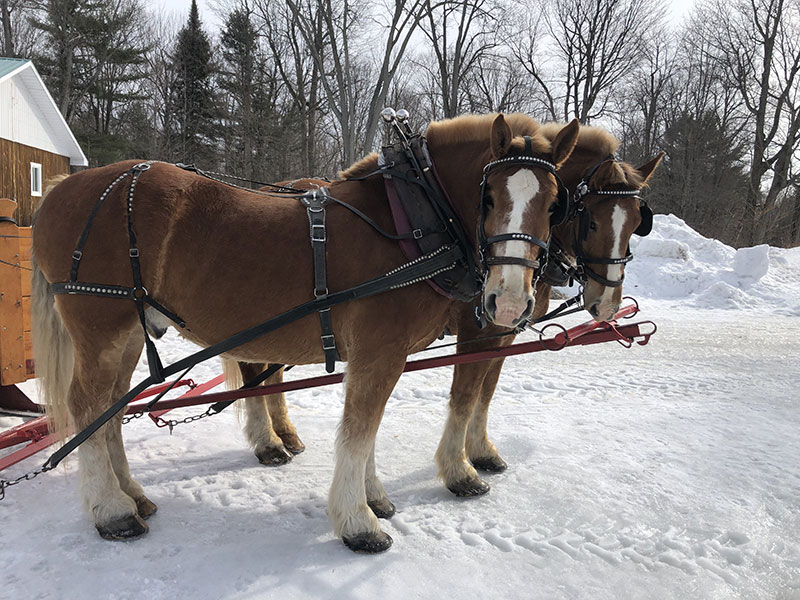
left=154, top=0, right=697, bottom=36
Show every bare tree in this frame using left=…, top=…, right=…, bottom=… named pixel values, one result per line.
left=515, top=0, right=665, bottom=123
left=285, top=0, right=426, bottom=167
left=697, top=0, right=800, bottom=243
left=254, top=0, right=327, bottom=173
left=419, top=0, right=499, bottom=119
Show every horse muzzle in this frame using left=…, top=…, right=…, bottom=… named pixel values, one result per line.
left=483, top=289, right=534, bottom=328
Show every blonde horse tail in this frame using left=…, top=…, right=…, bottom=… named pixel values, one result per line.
left=32, top=176, right=75, bottom=445
left=221, top=357, right=245, bottom=421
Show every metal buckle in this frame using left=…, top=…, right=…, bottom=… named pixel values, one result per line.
left=412, top=228, right=423, bottom=240
left=132, top=162, right=151, bottom=172
left=315, top=288, right=329, bottom=299
left=72, top=250, right=83, bottom=261
left=321, top=334, right=336, bottom=351
left=311, top=224, right=326, bottom=242
left=129, top=248, right=140, bottom=258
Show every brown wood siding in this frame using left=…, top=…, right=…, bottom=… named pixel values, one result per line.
left=0, top=139, right=70, bottom=226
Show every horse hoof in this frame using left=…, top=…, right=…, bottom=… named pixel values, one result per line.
left=471, top=456, right=508, bottom=473
left=255, top=445, right=293, bottom=466
left=368, top=498, right=396, bottom=519
left=342, top=531, right=393, bottom=554
left=447, top=478, right=490, bottom=498
left=135, top=496, right=158, bottom=520
left=96, top=514, right=149, bottom=541
left=280, top=434, right=305, bottom=455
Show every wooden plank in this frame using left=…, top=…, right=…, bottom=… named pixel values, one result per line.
left=0, top=224, right=25, bottom=386
left=24, top=330, right=34, bottom=377
left=22, top=295, right=31, bottom=332
left=21, top=269, right=30, bottom=296
left=0, top=200, right=30, bottom=385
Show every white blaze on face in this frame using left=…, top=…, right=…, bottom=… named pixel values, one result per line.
left=484, top=168, right=540, bottom=327
left=499, top=169, right=539, bottom=289
left=599, top=204, right=628, bottom=307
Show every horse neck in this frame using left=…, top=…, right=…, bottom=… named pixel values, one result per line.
left=424, top=138, right=490, bottom=248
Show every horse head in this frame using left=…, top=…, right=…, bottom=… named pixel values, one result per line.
left=479, top=115, right=579, bottom=328
left=572, top=152, right=663, bottom=321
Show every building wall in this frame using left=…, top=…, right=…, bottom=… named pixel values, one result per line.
left=0, top=75, right=62, bottom=155
left=0, top=139, right=70, bottom=225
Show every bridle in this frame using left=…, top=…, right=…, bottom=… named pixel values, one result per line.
left=568, top=159, right=653, bottom=288
left=477, top=137, right=569, bottom=275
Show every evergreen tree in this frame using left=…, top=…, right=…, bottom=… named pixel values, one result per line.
left=647, top=111, right=750, bottom=247
left=168, top=0, right=217, bottom=165
left=219, top=8, right=258, bottom=178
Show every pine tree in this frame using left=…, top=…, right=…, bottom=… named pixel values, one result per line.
left=219, top=8, right=258, bottom=178
left=168, top=0, right=217, bottom=165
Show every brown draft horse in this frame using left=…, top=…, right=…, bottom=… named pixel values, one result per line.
left=32, top=113, right=580, bottom=553
left=225, top=124, right=663, bottom=498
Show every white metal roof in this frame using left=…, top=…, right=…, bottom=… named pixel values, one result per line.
left=0, top=58, right=88, bottom=166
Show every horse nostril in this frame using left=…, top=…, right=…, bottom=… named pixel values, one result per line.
left=485, top=292, right=498, bottom=318
left=524, top=297, right=534, bottom=317
left=588, top=302, right=599, bottom=317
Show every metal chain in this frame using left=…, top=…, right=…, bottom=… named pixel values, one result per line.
left=121, top=411, right=146, bottom=425
left=152, top=407, right=217, bottom=434
left=0, top=464, right=53, bottom=501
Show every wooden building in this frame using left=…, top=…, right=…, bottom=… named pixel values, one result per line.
left=0, top=57, right=87, bottom=226
left=0, top=58, right=85, bottom=408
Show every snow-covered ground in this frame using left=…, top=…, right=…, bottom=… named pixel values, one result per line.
left=1, top=215, right=798, bottom=600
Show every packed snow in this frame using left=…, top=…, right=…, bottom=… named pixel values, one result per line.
left=1, top=215, right=798, bottom=599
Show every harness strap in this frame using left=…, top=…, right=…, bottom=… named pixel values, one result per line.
left=50, top=282, right=186, bottom=328
left=43, top=244, right=463, bottom=471
left=70, top=170, right=132, bottom=282
left=486, top=256, right=540, bottom=270
left=302, top=189, right=340, bottom=373
left=125, top=163, right=165, bottom=382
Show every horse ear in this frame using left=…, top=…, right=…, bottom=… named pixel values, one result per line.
left=490, top=114, right=513, bottom=159
left=550, top=118, right=580, bottom=168
left=636, top=151, right=665, bottom=184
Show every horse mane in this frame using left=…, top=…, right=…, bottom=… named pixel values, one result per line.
left=339, top=153, right=379, bottom=179
left=539, top=122, right=646, bottom=188
left=426, top=113, right=550, bottom=155
left=539, top=122, right=619, bottom=158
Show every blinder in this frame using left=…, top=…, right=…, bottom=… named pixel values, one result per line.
left=635, top=201, right=653, bottom=237
left=549, top=173, right=570, bottom=227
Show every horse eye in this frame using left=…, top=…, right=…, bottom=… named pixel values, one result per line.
left=548, top=203, right=556, bottom=213
left=589, top=221, right=597, bottom=231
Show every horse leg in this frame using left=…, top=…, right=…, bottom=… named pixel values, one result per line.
left=105, top=329, right=158, bottom=519
left=68, top=328, right=148, bottom=540
left=264, top=377, right=305, bottom=454
left=329, top=352, right=404, bottom=553
left=465, top=358, right=508, bottom=473
left=239, top=362, right=293, bottom=466
left=435, top=360, right=494, bottom=497
left=365, top=440, right=395, bottom=519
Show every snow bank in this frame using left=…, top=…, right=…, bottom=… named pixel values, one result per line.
left=625, top=214, right=800, bottom=315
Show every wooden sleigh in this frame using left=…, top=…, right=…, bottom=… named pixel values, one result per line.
left=0, top=198, right=38, bottom=417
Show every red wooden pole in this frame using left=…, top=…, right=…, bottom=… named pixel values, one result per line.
left=144, top=309, right=652, bottom=413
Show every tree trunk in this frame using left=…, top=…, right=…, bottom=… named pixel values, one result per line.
left=1, top=0, right=13, bottom=56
